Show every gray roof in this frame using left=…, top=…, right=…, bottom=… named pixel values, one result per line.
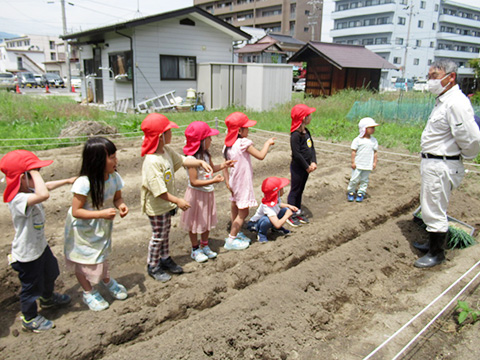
left=61, top=6, right=250, bottom=42
left=264, top=34, right=305, bottom=46
left=289, top=42, right=397, bottom=70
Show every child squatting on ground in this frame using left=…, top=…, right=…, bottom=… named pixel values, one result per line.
left=140, top=113, right=212, bottom=282
left=0, top=150, right=74, bottom=332
left=64, top=137, right=129, bottom=311
left=347, top=117, right=379, bottom=202
left=223, top=112, right=275, bottom=250
left=247, top=177, right=298, bottom=243
left=287, top=104, right=317, bottom=227
left=180, top=121, right=235, bottom=263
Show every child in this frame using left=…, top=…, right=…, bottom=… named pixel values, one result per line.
left=223, top=111, right=275, bottom=250
left=0, top=150, right=73, bottom=332
left=64, top=137, right=129, bottom=311
left=180, top=121, right=235, bottom=263
left=246, top=177, right=298, bottom=243
left=141, top=113, right=212, bottom=281
left=287, top=104, right=317, bottom=227
left=347, top=117, right=379, bottom=202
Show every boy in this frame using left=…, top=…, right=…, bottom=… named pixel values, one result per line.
left=347, top=117, right=380, bottom=202
left=247, top=177, right=298, bottom=243
left=0, top=150, right=74, bottom=332
left=140, top=113, right=212, bottom=282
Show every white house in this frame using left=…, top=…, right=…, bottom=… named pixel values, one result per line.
left=62, top=6, right=250, bottom=109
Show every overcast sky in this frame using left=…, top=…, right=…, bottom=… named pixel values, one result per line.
left=1, top=0, right=479, bottom=41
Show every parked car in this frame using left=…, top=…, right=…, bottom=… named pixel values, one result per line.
left=394, top=77, right=414, bottom=91
left=41, top=73, right=65, bottom=88
left=0, top=72, right=16, bottom=91
left=294, top=78, right=306, bottom=92
left=413, top=79, right=428, bottom=92
left=34, top=73, right=44, bottom=87
left=70, top=75, right=82, bottom=88
left=18, top=72, right=38, bottom=88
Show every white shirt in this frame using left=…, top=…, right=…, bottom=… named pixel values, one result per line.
left=249, top=199, right=281, bottom=223
left=421, top=85, right=480, bottom=159
left=351, top=136, right=378, bottom=171
left=8, top=192, right=48, bottom=262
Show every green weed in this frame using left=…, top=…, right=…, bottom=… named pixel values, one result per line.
left=456, top=300, right=480, bottom=325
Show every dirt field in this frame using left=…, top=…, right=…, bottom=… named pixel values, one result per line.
left=1, top=131, right=480, bottom=360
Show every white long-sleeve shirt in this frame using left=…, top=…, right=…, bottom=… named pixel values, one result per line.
left=421, top=85, right=480, bottom=159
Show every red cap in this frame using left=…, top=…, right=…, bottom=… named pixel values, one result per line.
left=183, top=121, right=219, bottom=156
left=261, top=177, right=290, bottom=207
left=224, top=112, right=257, bottom=147
left=0, top=150, right=53, bottom=203
left=290, top=104, right=316, bottom=132
left=141, top=113, right=179, bottom=156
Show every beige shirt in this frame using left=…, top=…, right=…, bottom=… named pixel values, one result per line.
left=141, top=146, right=185, bottom=216
left=421, top=85, right=480, bottom=159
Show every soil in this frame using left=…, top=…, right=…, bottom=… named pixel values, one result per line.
left=1, top=131, right=480, bottom=360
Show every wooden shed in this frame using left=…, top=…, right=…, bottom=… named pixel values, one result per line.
left=288, top=42, right=397, bottom=97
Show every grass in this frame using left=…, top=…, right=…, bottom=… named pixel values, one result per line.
left=0, top=89, right=440, bottom=156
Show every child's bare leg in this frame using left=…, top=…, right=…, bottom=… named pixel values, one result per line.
left=231, top=202, right=238, bottom=224
left=200, top=231, right=210, bottom=247
left=76, top=272, right=93, bottom=292
left=189, top=231, right=199, bottom=248
left=230, top=208, right=249, bottom=237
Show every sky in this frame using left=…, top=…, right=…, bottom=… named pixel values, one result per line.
left=0, top=0, right=479, bottom=40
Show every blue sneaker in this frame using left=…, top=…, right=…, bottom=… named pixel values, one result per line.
left=257, top=233, right=268, bottom=243
left=237, top=232, right=251, bottom=244
left=22, top=315, right=54, bottom=333
left=224, top=237, right=249, bottom=250
left=201, top=246, right=217, bottom=259
left=347, top=192, right=355, bottom=202
left=356, top=193, right=364, bottom=202
left=83, top=289, right=109, bottom=311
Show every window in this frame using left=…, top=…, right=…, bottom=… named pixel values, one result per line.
left=305, top=10, right=310, bottom=15
left=109, top=51, right=133, bottom=80
left=160, top=55, right=196, bottom=80
left=400, top=0, right=407, bottom=4
left=416, top=40, right=421, bottom=47
left=432, top=23, right=436, bottom=30
left=413, top=58, right=419, bottom=65
left=395, top=37, right=404, bottom=45
left=418, top=20, right=423, bottom=28
left=377, top=17, right=389, bottom=25
left=304, top=27, right=309, bottom=32
left=420, top=1, right=426, bottom=9
left=428, top=59, right=433, bottom=65
left=398, top=17, right=406, bottom=25
left=375, top=37, right=387, bottom=44
left=430, top=41, right=435, bottom=48
left=50, top=52, right=56, bottom=61
left=49, top=41, right=55, bottom=50
left=362, top=38, right=374, bottom=45
left=17, top=56, right=24, bottom=70
left=393, top=57, right=401, bottom=64
left=434, top=4, right=439, bottom=11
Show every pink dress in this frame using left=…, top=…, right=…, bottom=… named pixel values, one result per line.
left=226, top=138, right=258, bottom=209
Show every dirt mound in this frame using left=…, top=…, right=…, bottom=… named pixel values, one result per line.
left=1, top=134, right=480, bottom=359
left=59, top=120, right=118, bottom=138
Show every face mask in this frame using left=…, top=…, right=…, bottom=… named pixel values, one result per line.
left=427, top=73, right=450, bottom=95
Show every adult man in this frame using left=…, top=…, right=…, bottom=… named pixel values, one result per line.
left=415, top=59, right=480, bottom=268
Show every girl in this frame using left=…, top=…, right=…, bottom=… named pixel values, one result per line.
left=287, top=104, right=317, bottom=227
left=223, top=112, right=275, bottom=250
left=180, top=121, right=235, bottom=262
left=64, top=137, right=129, bottom=312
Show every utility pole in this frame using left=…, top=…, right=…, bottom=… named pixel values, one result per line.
left=61, top=0, right=72, bottom=92
left=402, top=2, right=414, bottom=80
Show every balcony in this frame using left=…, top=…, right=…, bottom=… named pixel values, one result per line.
left=331, top=3, right=396, bottom=20
left=331, top=24, right=395, bottom=38
left=434, top=49, right=479, bottom=59
left=436, top=32, right=480, bottom=45
left=438, top=14, right=480, bottom=28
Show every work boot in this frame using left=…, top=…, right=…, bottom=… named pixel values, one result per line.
left=414, top=232, right=447, bottom=268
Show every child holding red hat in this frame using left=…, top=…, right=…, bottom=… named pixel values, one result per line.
left=180, top=121, right=235, bottom=262
left=141, top=113, right=212, bottom=281
left=0, top=150, right=74, bottom=332
left=287, top=104, right=317, bottom=227
left=247, top=177, right=298, bottom=243
left=223, top=111, right=275, bottom=250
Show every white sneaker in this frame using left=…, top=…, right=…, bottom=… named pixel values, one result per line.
left=202, top=246, right=217, bottom=259
left=83, top=289, right=109, bottom=311
left=224, top=237, right=249, bottom=251
left=191, top=248, right=208, bottom=263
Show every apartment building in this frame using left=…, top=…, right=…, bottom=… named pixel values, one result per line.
left=0, top=34, right=78, bottom=76
left=194, top=0, right=323, bottom=43
left=330, top=0, right=480, bottom=90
